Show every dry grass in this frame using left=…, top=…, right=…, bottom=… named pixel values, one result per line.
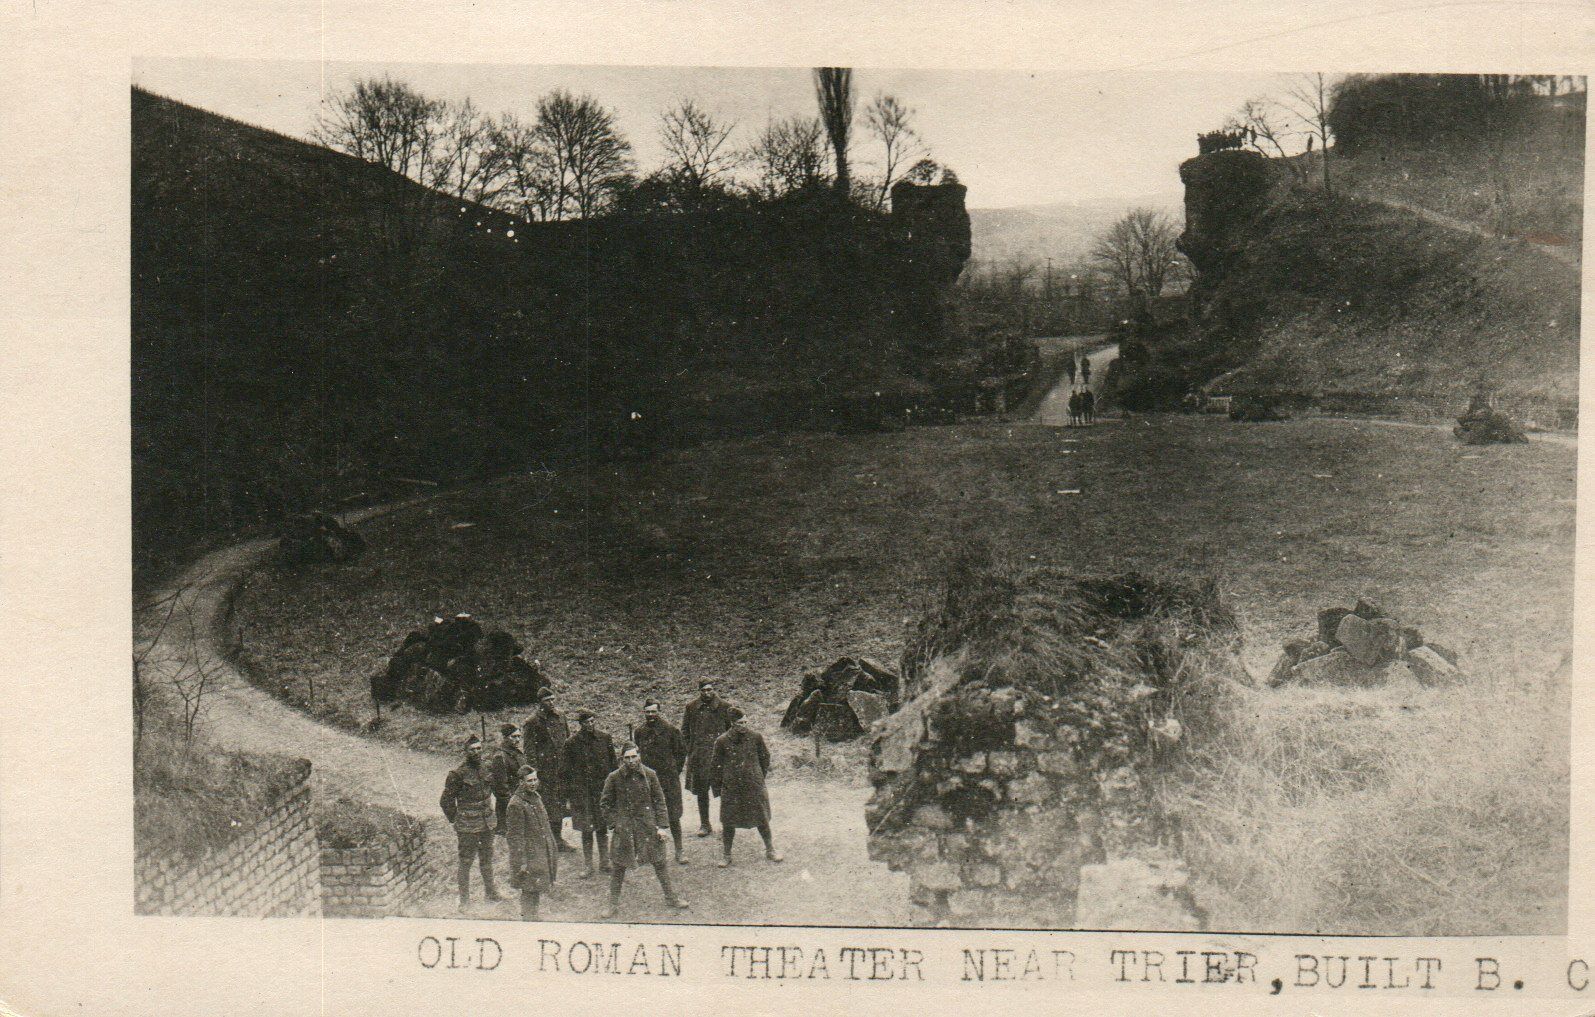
left=1167, top=669, right=1568, bottom=935
left=230, top=414, right=1572, bottom=933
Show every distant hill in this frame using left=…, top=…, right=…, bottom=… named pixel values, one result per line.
left=967, top=195, right=1182, bottom=275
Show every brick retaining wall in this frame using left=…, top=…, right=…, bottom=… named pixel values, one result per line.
left=135, top=762, right=322, bottom=917
left=321, top=821, right=450, bottom=918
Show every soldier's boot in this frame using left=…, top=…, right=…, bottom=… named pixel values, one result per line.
left=580, top=836, right=596, bottom=879
left=597, top=831, right=611, bottom=873
left=760, top=825, right=784, bottom=863
left=717, top=829, right=734, bottom=867
left=601, top=867, right=623, bottom=920
left=482, top=859, right=503, bottom=902
left=671, top=820, right=687, bottom=865
left=696, top=797, right=712, bottom=837
left=656, top=862, right=689, bottom=909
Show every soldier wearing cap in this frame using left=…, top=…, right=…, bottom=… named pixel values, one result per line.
left=504, top=767, right=558, bottom=921
left=560, top=709, right=616, bottom=878
left=682, top=679, right=735, bottom=837
left=631, top=698, right=689, bottom=864
left=711, top=705, right=783, bottom=866
left=522, top=688, right=573, bottom=852
left=599, top=742, right=689, bottom=919
left=485, top=722, right=527, bottom=834
left=440, top=734, right=502, bottom=909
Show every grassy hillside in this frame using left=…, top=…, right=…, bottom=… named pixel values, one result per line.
left=133, top=88, right=965, bottom=582
left=1114, top=90, right=1582, bottom=420
left=1210, top=190, right=1579, bottom=419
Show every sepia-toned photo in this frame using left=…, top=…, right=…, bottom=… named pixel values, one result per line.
left=129, top=58, right=1581, bottom=938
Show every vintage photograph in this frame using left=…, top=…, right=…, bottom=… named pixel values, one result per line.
left=130, top=60, right=1581, bottom=935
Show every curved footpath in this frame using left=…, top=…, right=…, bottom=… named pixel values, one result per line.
left=135, top=503, right=908, bottom=925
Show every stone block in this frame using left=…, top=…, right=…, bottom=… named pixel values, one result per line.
left=1336, top=614, right=1404, bottom=666
left=1407, top=645, right=1467, bottom=685
left=1006, top=772, right=1055, bottom=805
left=955, top=753, right=989, bottom=775
left=914, top=862, right=964, bottom=893
left=912, top=804, right=954, bottom=830
left=986, top=751, right=1021, bottom=777
left=1075, top=856, right=1200, bottom=931
left=1289, top=648, right=1390, bottom=687
left=946, top=888, right=990, bottom=917
left=1035, top=751, right=1077, bottom=776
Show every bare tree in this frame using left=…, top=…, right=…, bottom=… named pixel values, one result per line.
left=863, top=93, right=929, bottom=209
left=532, top=89, right=634, bottom=219
left=1281, top=72, right=1335, bottom=192
left=133, top=584, right=225, bottom=763
left=1232, top=99, right=1305, bottom=176
left=813, top=67, right=855, bottom=197
left=430, top=98, right=506, bottom=204
left=657, top=99, right=741, bottom=193
left=486, top=113, right=561, bottom=222
left=746, top=116, right=829, bottom=198
left=1090, top=208, right=1182, bottom=314
left=314, top=75, right=445, bottom=183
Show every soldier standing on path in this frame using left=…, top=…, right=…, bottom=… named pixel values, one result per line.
left=682, top=679, right=735, bottom=838
left=485, top=723, right=526, bottom=835
left=523, top=689, right=573, bottom=852
left=599, top=743, right=691, bottom=919
left=560, top=709, right=616, bottom=878
left=504, top=768, right=557, bottom=921
left=439, top=734, right=502, bottom=910
left=1080, top=355, right=1092, bottom=386
left=631, top=698, right=689, bottom=864
left=711, top=706, right=783, bottom=866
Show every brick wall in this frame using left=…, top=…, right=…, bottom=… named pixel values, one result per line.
left=135, top=763, right=322, bottom=917
left=321, top=820, right=450, bottom=918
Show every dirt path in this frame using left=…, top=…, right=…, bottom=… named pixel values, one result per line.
left=1352, top=189, right=1581, bottom=270
left=135, top=510, right=907, bottom=925
left=1033, top=340, right=1117, bottom=427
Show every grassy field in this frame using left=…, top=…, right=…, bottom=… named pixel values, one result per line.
left=232, top=414, right=1573, bottom=932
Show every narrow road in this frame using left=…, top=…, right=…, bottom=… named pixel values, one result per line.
left=135, top=507, right=907, bottom=925
left=1033, top=339, right=1118, bottom=427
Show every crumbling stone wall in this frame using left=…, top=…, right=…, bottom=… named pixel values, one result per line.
left=867, top=570, right=1229, bottom=929
left=135, top=760, right=322, bottom=917
left=320, top=820, right=449, bottom=918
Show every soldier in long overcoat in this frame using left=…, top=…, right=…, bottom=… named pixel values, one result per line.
left=522, top=689, right=572, bottom=851
left=631, top=698, right=689, bottom=864
left=710, top=706, right=783, bottom=866
left=503, top=768, right=557, bottom=921
left=682, top=679, right=735, bottom=837
left=439, top=734, right=503, bottom=908
left=597, top=743, right=690, bottom=919
left=484, top=723, right=527, bottom=834
left=560, top=709, right=616, bottom=877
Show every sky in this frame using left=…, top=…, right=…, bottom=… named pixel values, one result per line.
left=131, top=58, right=1312, bottom=210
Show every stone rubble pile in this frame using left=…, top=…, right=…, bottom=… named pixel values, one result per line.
left=1268, top=598, right=1466, bottom=688
left=780, top=656, right=901, bottom=741
left=371, top=613, right=546, bottom=713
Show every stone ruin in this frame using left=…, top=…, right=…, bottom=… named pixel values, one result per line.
left=1267, top=598, right=1466, bottom=688
left=278, top=510, right=367, bottom=566
left=866, top=567, right=1240, bottom=929
left=1454, top=392, right=1528, bottom=445
left=780, top=656, right=901, bottom=741
left=370, top=614, right=546, bottom=714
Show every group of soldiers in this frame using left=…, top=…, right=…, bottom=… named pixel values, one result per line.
left=438, top=679, right=781, bottom=920
left=1068, top=388, right=1097, bottom=426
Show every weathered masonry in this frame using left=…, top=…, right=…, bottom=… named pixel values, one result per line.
left=867, top=568, right=1235, bottom=929
left=136, top=758, right=323, bottom=917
